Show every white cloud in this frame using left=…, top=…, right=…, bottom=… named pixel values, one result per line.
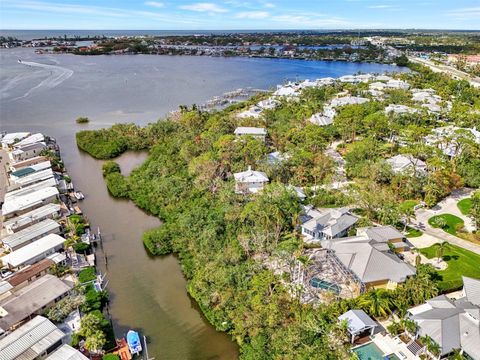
left=235, top=11, right=270, bottom=19
left=145, top=1, right=165, bottom=8
left=263, top=2, right=275, bottom=8
left=447, top=6, right=480, bottom=20
left=179, top=2, right=228, bottom=13
left=368, top=5, right=397, bottom=9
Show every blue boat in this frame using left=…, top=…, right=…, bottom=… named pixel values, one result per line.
left=126, top=330, right=142, bottom=356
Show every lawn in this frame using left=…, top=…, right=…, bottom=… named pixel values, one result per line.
left=405, top=226, right=422, bottom=238
left=419, top=243, right=480, bottom=292
left=428, top=214, right=464, bottom=235
left=457, top=198, right=472, bottom=215
left=400, top=200, right=418, bottom=212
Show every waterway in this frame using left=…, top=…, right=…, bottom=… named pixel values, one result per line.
left=0, top=47, right=407, bottom=359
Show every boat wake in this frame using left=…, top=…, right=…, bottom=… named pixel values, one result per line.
left=11, top=60, right=74, bottom=101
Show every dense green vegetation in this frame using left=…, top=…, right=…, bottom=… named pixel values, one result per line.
left=77, top=64, right=480, bottom=358
left=428, top=214, right=465, bottom=235
left=419, top=243, right=480, bottom=292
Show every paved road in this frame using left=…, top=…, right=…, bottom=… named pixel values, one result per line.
left=409, top=56, right=480, bottom=88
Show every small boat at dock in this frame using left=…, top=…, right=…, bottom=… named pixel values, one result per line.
left=74, top=191, right=85, bottom=200
left=127, top=330, right=142, bottom=356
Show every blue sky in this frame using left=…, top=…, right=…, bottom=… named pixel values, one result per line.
left=1, top=0, right=479, bottom=30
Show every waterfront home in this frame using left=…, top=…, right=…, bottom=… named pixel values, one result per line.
left=330, top=96, right=370, bottom=108
left=9, top=161, right=52, bottom=181
left=46, top=344, right=89, bottom=360
left=384, top=104, right=419, bottom=115
left=233, top=166, right=269, bottom=194
left=6, top=258, right=54, bottom=290
left=338, top=309, right=378, bottom=343
left=386, top=154, right=427, bottom=175
left=0, top=316, right=65, bottom=359
left=339, top=74, right=374, bottom=84
left=9, top=156, right=48, bottom=172
left=12, top=133, right=45, bottom=149
left=300, top=207, right=358, bottom=242
left=1, top=218, right=61, bottom=251
left=273, top=84, right=300, bottom=98
left=1, top=186, right=59, bottom=219
left=236, top=106, right=263, bottom=119
left=2, top=203, right=61, bottom=234
left=0, top=274, right=73, bottom=331
left=9, top=142, right=47, bottom=163
left=1, top=132, right=30, bottom=149
left=323, top=232, right=415, bottom=290
left=2, top=233, right=65, bottom=269
left=4, top=178, right=58, bottom=202
left=257, top=98, right=280, bottom=110
left=234, top=127, right=267, bottom=142
left=407, top=277, right=480, bottom=360
left=11, top=168, right=55, bottom=188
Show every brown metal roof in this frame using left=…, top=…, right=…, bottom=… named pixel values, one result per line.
left=7, top=258, right=54, bottom=287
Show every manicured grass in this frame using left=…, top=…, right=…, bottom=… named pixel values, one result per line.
left=457, top=198, right=472, bottom=216
left=400, top=200, right=418, bottom=212
left=428, top=214, right=464, bottom=236
left=405, top=226, right=422, bottom=238
left=419, top=243, right=480, bottom=292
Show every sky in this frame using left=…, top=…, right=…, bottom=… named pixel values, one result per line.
left=0, top=0, right=479, bottom=30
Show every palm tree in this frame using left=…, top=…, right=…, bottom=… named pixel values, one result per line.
left=358, top=289, right=393, bottom=318
left=436, top=241, right=448, bottom=264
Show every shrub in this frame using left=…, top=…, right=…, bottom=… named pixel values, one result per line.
left=143, top=225, right=173, bottom=255
left=76, top=116, right=90, bottom=124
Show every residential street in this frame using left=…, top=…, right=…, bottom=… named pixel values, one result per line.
left=410, top=188, right=480, bottom=254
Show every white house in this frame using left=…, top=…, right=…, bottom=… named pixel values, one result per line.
left=234, top=127, right=267, bottom=141
left=384, top=104, right=419, bottom=115
left=236, top=106, right=263, bottom=119
left=300, top=207, right=359, bottom=242
left=3, top=233, right=66, bottom=269
left=1, top=132, right=30, bottom=149
left=9, top=142, right=47, bottom=163
left=386, top=154, right=427, bottom=175
left=385, top=79, right=410, bottom=90
left=257, top=98, right=280, bottom=110
left=233, top=166, right=269, bottom=194
left=1, top=186, right=59, bottom=219
left=330, top=96, right=370, bottom=108
left=309, top=113, right=334, bottom=126
left=13, top=133, right=45, bottom=149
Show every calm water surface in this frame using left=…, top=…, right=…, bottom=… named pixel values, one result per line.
left=0, top=47, right=407, bottom=359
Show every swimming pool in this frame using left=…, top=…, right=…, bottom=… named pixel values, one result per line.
left=352, top=342, right=400, bottom=360
left=309, top=277, right=340, bottom=294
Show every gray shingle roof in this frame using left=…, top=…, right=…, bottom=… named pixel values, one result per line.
left=463, top=276, right=480, bottom=306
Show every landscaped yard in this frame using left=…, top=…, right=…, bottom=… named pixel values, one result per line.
left=457, top=198, right=472, bottom=215
left=419, top=243, right=480, bottom=292
left=405, top=226, right=422, bottom=238
left=428, top=214, right=464, bottom=235
left=400, top=200, right=418, bottom=212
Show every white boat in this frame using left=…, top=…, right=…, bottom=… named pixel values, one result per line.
left=127, top=330, right=142, bottom=355
left=74, top=191, right=85, bottom=200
